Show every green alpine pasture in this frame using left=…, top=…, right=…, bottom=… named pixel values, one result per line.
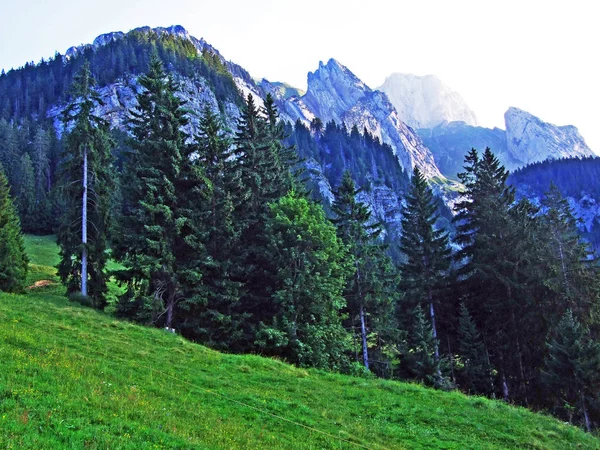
left=0, top=235, right=598, bottom=449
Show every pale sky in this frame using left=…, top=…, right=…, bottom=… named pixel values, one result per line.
left=1, top=0, right=598, bottom=151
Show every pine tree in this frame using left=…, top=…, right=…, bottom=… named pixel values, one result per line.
left=542, top=309, right=600, bottom=431
left=30, top=127, right=51, bottom=231
left=57, top=61, right=114, bottom=308
left=0, top=170, right=28, bottom=292
left=257, top=191, right=352, bottom=369
left=332, top=170, right=397, bottom=371
left=399, top=167, right=451, bottom=361
left=114, top=55, right=207, bottom=329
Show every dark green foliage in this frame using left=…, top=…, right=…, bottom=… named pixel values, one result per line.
left=509, top=156, right=600, bottom=248
left=178, top=106, right=244, bottom=348
left=57, top=62, right=113, bottom=308
left=257, top=192, right=352, bottom=369
left=399, top=167, right=451, bottom=358
left=510, top=156, right=600, bottom=200
left=457, top=302, right=493, bottom=395
left=0, top=29, right=241, bottom=123
left=13, top=153, right=36, bottom=229
left=542, top=310, right=600, bottom=431
left=332, top=171, right=399, bottom=372
left=0, top=170, right=28, bottom=292
left=114, top=56, right=207, bottom=328
left=404, top=304, right=443, bottom=387
left=227, top=94, right=296, bottom=350
left=289, top=120, right=410, bottom=196
left=0, top=120, right=57, bottom=233
left=538, top=183, right=599, bottom=321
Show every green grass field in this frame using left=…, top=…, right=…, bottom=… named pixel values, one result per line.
left=0, top=235, right=598, bottom=449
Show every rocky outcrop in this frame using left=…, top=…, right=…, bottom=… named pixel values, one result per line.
left=378, top=73, right=478, bottom=129
left=263, top=59, right=443, bottom=179
left=505, top=107, right=594, bottom=165
left=420, top=108, right=595, bottom=179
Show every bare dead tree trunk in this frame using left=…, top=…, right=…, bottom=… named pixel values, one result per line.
left=359, top=303, right=369, bottom=370
left=166, top=290, right=175, bottom=330
left=582, top=393, right=591, bottom=432
left=502, top=372, right=509, bottom=402
left=81, top=146, right=88, bottom=297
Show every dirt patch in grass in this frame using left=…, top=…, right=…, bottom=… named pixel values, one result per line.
left=28, top=280, right=57, bottom=289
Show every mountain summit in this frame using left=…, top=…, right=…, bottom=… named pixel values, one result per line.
left=504, top=106, right=594, bottom=165
left=378, top=73, right=478, bottom=129
left=266, top=59, right=443, bottom=178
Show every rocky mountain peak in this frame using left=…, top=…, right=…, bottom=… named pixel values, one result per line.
left=378, top=72, right=478, bottom=129
left=66, top=25, right=219, bottom=61
left=504, top=106, right=594, bottom=165
left=303, top=58, right=370, bottom=124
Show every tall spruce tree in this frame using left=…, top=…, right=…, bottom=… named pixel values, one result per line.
left=180, top=106, right=244, bottom=347
left=115, top=55, right=207, bottom=329
left=229, top=93, right=294, bottom=350
left=262, top=93, right=299, bottom=196
left=542, top=309, right=600, bottom=431
left=0, top=170, right=28, bottom=292
left=406, top=304, right=443, bottom=387
left=453, top=147, right=542, bottom=403
left=458, top=302, right=493, bottom=395
left=399, top=167, right=451, bottom=361
left=332, top=170, right=397, bottom=371
left=58, top=61, right=113, bottom=307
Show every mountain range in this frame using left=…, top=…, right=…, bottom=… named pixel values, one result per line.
left=1, top=24, right=596, bottom=233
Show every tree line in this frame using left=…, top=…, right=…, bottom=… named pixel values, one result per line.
left=1, top=58, right=600, bottom=431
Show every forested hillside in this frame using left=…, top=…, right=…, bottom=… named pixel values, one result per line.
left=1, top=25, right=600, bottom=436
left=509, top=156, right=600, bottom=247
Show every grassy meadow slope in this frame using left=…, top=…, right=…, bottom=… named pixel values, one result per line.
left=0, top=236, right=598, bottom=449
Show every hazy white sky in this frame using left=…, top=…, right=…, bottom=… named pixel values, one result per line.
left=1, top=0, right=598, bottom=151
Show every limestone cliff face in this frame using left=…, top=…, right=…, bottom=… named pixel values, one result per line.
left=262, top=59, right=443, bottom=179
left=420, top=108, right=594, bottom=179
left=504, top=107, right=594, bottom=165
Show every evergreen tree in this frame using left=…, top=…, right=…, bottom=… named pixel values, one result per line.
left=399, top=167, right=451, bottom=360
left=539, top=183, right=598, bottom=320
left=542, top=310, right=600, bottom=431
left=257, top=192, right=352, bottom=369
left=262, top=93, right=299, bottom=196
left=405, top=304, right=442, bottom=387
left=13, top=153, right=36, bottom=231
left=458, top=302, right=493, bottom=395
left=0, top=170, right=28, bottom=292
left=179, top=106, right=244, bottom=347
left=57, top=61, right=113, bottom=307
left=114, top=55, right=207, bottom=329
left=333, top=170, right=397, bottom=371
left=453, top=147, right=543, bottom=403
left=229, top=93, right=294, bottom=350
left=30, top=127, right=51, bottom=231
